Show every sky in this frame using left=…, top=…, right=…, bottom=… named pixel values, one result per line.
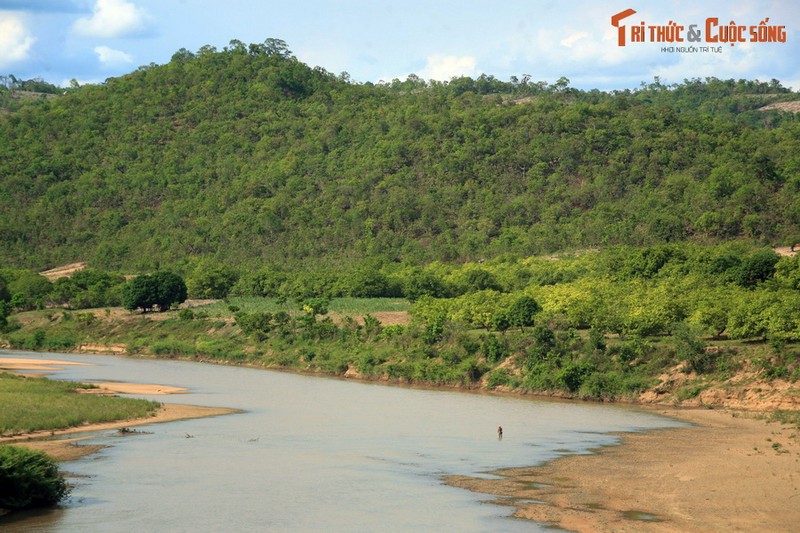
left=0, top=0, right=798, bottom=91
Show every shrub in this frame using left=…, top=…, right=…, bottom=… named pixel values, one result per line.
left=579, top=372, right=623, bottom=400
left=673, top=323, right=713, bottom=373
left=42, top=335, right=77, bottom=352
left=378, top=324, right=405, bottom=339
left=150, top=338, right=195, bottom=357
left=485, top=368, right=513, bottom=389
left=481, top=334, right=509, bottom=362
left=0, top=445, right=71, bottom=511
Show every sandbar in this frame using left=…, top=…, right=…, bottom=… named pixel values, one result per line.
left=0, top=356, right=238, bottom=461
left=446, top=408, right=800, bottom=532
left=0, top=356, right=90, bottom=373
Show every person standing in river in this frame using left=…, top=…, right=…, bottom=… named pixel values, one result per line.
left=497, top=426, right=503, bottom=440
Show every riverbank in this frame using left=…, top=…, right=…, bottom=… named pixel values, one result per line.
left=446, top=407, right=800, bottom=532
left=0, top=356, right=239, bottom=461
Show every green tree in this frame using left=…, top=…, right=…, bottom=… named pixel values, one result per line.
left=120, top=272, right=187, bottom=312
left=734, top=249, right=779, bottom=288
left=506, top=295, right=541, bottom=331
left=120, top=275, right=156, bottom=312
left=0, top=300, right=9, bottom=331
left=186, top=262, right=239, bottom=299
left=1, top=270, right=52, bottom=311
left=775, top=254, right=800, bottom=290
left=456, top=268, right=501, bottom=294
left=402, top=269, right=448, bottom=301
left=344, top=265, right=392, bottom=298
left=0, top=277, right=9, bottom=302
left=151, top=271, right=188, bottom=311
left=0, top=445, right=71, bottom=511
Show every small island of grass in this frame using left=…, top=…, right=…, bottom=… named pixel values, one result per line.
left=0, top=372, right=160, bottom=515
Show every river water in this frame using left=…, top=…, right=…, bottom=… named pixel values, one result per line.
left=1, top=350, right=686, bottom=532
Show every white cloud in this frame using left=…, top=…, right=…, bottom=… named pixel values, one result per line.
left=94, top=45, right=133, bottom=65
left=560, top=32, right=589, bottom=48
left=0, top=12, right=35, bottom=67
left=419, top=54, right=477, bottom=81
left=73, top=0, right=146, bottom=38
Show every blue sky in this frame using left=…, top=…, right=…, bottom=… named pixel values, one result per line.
left=0, top=0, right=798, bottom=90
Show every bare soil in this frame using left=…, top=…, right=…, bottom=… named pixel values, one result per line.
left=39, top=262, right=86, bottom=281
left=447, top=408, right=800, bottom=532
left=760, top=101, right=800, bottom=113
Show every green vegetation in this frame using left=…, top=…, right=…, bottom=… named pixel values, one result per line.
left=0, top=372, right=159, bottom=435
left=198, top=297, right=410, bottom=317
left=2, top=243, right=798, bottom=403
left=120, top=271, right=187, bottom=313
left=1, top=40, right=799, bottom=272
left=0, top=39, right=797, bottom=407
left=0, top=445, right=70, bottom=512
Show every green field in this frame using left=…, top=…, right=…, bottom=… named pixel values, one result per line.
left=196, top=297, right=411, bottom=317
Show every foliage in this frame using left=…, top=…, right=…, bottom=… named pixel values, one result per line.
left=2, top=43, right=798, bottom=271
left=49, top=269, right=125, bottom=309
left=0, top=445, right=70, bottom=511
left=186, top=261, right=239, bottom=299
left=120, top=271, right=187, bottom=312
left=506, top=295, right=541, bottom=330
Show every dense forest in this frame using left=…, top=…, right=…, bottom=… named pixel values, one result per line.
left=1, top=39, right=799, bottom=274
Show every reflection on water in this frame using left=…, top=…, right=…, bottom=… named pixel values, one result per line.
left=1, top=350, right=685, bottom=532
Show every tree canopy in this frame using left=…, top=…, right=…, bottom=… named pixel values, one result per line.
left=120, top=272, right=187, bottom=312
left=0, top=40, right=798, bottom=272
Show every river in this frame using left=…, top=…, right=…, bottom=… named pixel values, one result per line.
left=0, top=350, right=686, bottom=532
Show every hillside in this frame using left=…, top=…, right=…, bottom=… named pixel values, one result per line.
left=1, top=39, right=799, bottom=272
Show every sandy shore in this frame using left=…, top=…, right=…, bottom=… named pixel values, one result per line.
left=447, top=408, right=800, bottom=532
left=0, top=357, right=239, bottom=461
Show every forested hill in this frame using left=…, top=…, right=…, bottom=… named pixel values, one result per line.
left=1, top=39, right=799, bottom=273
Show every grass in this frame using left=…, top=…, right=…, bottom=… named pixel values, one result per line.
left=767, top=409, right=800, bottom=430
left=197, top=297, right=411, bottom=317
left=0, top=372, right=160, bottom=436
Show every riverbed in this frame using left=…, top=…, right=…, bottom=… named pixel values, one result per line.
left=0, top=350, right=686, bottom=532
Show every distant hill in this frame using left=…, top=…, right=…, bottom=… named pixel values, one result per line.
left=1, top=39, right=799, bottom=273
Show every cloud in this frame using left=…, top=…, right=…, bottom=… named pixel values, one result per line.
left=560, top=31, right=589, bottom=48
left=73, top=0, right=147, bottom=38
left=94, top=45, right=133, bottom=65
left=0, top=11, right=34, bottom=67
left=419, top=54, right=477, bottom=81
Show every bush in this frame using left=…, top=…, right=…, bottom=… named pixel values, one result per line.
left=485, top=368, right=513, bottom=389
left=0, top=445, right=71, bottom=511
left=579, top=372, right=623, bottom=400
left=150, top=338, right=196, bottom=357
left=481, top=333, right=509, bottom=362
left=673, top=322, right=712, bottom=373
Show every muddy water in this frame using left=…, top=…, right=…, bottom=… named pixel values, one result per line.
left=1, top=350, right=686, bottom=532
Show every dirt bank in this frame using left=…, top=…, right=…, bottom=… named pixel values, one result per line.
left=446, top=408, right=800, bottom=532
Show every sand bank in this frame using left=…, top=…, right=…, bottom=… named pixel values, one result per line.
left=0, top=356, right=238, bottom=461
left=2, top=403, right=237, bottom=461
left=0, top=356, right=90, bottom=373
left=446, top=408, right=800, bottom=532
